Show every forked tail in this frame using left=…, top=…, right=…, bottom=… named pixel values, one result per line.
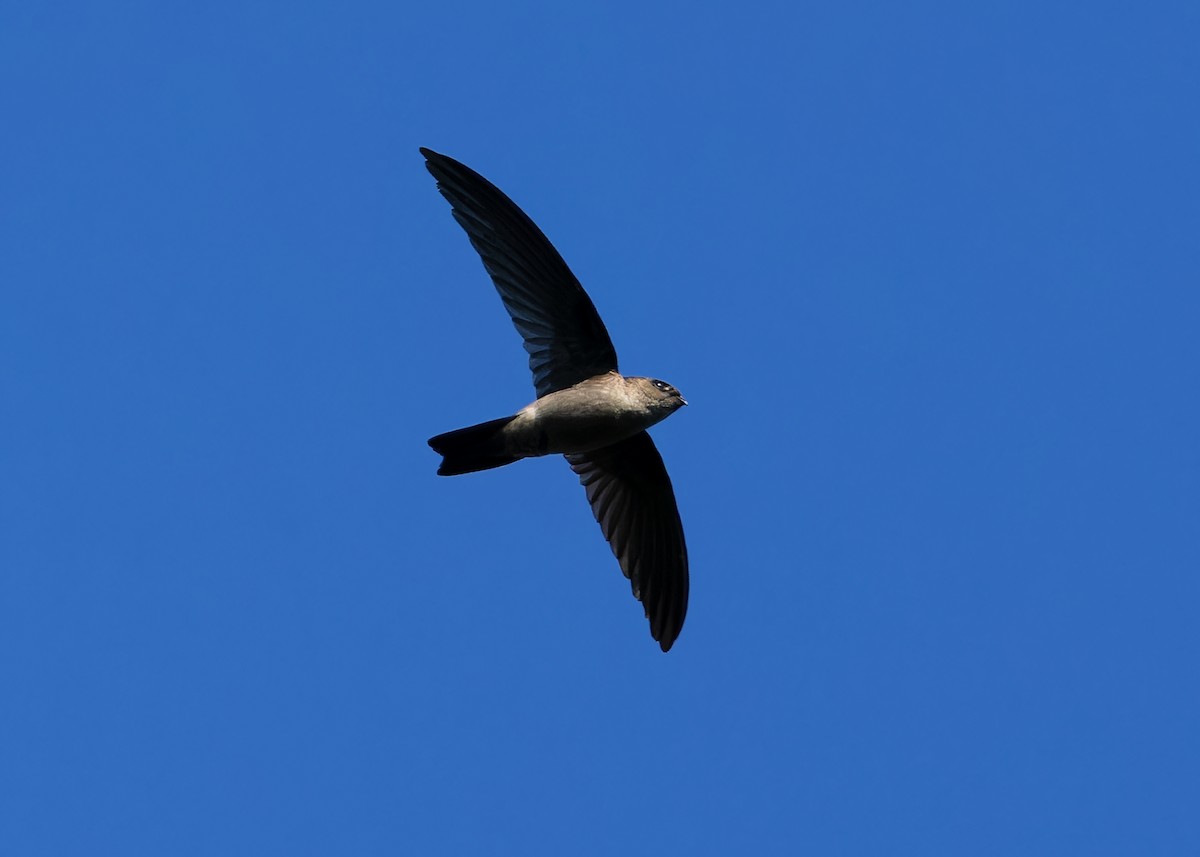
left=428, top=415, right=520, bottom=476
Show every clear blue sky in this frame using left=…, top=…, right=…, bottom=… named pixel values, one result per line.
left=3, top=2, right=1198, bottom=854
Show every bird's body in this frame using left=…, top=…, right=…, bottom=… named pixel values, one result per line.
left=434, top=372, right=685, bottom=467
left=421, top=147, right=690, bottom=651
left=511, top=372, right=683, bottom=455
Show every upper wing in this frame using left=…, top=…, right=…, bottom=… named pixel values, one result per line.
left=421, top=148, right=619, bottom=397
left=566, top=432, right=689, bottom=651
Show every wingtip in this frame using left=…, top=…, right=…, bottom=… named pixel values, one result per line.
left=419, top=147, right=447, bottom=169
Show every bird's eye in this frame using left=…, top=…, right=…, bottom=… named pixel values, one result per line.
left=653, top=380, right=669, bottom=391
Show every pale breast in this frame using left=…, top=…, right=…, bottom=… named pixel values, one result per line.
left=504, top=382, right=656, bottom=456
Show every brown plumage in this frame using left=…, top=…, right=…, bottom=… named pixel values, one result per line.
left=422, top=148, right=690, bottom=652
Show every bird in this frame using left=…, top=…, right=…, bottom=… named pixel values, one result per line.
left=420, top=147, right=690, bottom=651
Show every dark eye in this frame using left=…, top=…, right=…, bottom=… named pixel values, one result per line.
left=653, top=380, right=669, bottom=391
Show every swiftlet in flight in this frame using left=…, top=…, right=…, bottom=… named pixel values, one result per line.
left=421, top=147, right=690, bottom=651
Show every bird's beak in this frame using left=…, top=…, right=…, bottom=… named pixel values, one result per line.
left=679, top=397, right=689, bottom=406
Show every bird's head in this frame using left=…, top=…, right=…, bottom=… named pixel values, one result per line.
left=643, top=378, right=688, bottom=412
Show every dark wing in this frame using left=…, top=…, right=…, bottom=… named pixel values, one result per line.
left=421, top=148, right=619, bottom=397
left=566, top=432, right=688, bottom=651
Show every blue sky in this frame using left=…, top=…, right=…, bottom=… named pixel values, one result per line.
left=3, top=1, right=1198, bottom=854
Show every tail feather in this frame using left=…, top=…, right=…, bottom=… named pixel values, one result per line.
left=428, top=416, right=520, bottom=476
